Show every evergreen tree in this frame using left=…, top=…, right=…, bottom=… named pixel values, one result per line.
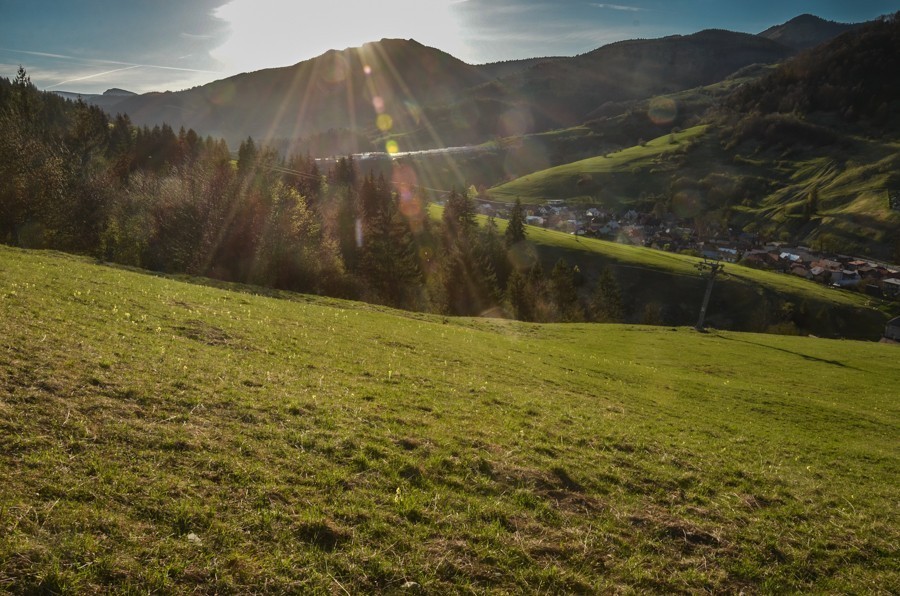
left=505, top=198, right=526, bottom=247
left=550, top=258, right=581, bottom=321
left=442, top=188, right=476, bottom=243
left=237, top=137, right=257, bottom=178
left=506, top=269, right=533, bottom=321
left=592, top=267, right=624, bottom=322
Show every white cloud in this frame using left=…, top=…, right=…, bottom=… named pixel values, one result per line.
left=590, top=3, right=645, bottom=12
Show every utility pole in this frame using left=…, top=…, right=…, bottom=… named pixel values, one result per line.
left=695, top=258, right=724, bottom=331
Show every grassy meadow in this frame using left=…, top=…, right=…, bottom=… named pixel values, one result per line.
left=1, top=245, right=898, bottom=593
left=434, top=205, right=891, bottom=338
left=488, top=126, right=709, bottom=205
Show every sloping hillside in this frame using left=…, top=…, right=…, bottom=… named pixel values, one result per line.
left=97, top=28, right=796, bottom=149
left=759, top=13, right=858, bottom=50
left=1, top=246, right=897, bottom=592
left=113, top=38, right=484, bottom=147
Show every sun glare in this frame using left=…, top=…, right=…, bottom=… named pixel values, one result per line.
left=212, top=0, right=467, bottom=73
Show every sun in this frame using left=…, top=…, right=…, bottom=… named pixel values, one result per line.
left=211, top=0, right=468, bottom=74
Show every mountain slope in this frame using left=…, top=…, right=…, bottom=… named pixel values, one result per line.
left=759, top=13, right=858, bottom=50
left=95, top=28, right=794, bottom=149
left=1, top=245, right=898, bottom=592
left=485, top=16, right=900, bottom=260
left=112, top=38, right=484, bottom=147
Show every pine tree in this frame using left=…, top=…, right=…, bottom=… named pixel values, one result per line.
left=505, top=198, right=526, bottom=247
left=506, top=269, right=533, bottom=321
left=442, top=188, right=476, bottom=243
left=592, top=267, right=624, bottom=322
left=550, top=258, right=581, bottom=321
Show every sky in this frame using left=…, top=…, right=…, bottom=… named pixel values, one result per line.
left=1, top=0, right=897, bottom=95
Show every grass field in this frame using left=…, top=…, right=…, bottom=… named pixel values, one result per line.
left=488, top=126, right=709, bottom=204
left=1, top=245, right=898, bottom=593
left=434, top=206, right=891, bottom=338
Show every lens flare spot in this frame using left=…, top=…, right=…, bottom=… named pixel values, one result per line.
left=499, top=107, right=534, bottom=137
left=648, top=96, right=678, bottom=126
left=394, top=162, right=423, bottom=228
left=322, top=53, right=348, bottom=84
left=376, top=113, right=393, bottom=132
left=503, top=142, right=550, bottom=179
left=399, top=194, right=423, bottom=221
left=672, top=190, right=702, bottom=218
left=363, top=65, right=372, bottom=75
left=209, top=80, right=236, bottom=105
left=372, top=96, right=385, bottom=114
left=507, top=241, right=537, bottom=271
left=385, top=140, right=399, bottom=154
left=355, top=218, right=364, bottom=248
left=404, top=100, right=422, bottom=125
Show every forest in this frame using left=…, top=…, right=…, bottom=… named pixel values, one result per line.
left=0, top=69, right=622, bottom=323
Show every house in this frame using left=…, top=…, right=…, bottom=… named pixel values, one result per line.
left=791, top=264, right=812, bottom=279
left=884, top=278, right=900, bottom=299
left=833, top=270, right=861, bottom=287
left=742, top=251, right=780, bottom=268
left=864, top=284, right=883, bottom=298
left=809, top=266, right=832, bottom=283
left=857, top=266, right=881, bottom=280
left=814, top=259, right=843, bottom=271
left=525, top=215, right=544, bottom=226
left=884, top=316, right=900, bottom=341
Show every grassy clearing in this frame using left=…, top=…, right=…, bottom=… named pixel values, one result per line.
left=436, top=205, right=889, bottom=337
left=1, top=245, right=898, bottom=593
left=488, top=126, right=708, bottom=204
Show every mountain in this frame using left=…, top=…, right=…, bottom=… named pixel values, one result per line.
left=77, top=14, right=865, bottom=152
left=111, top=38, right=483, bottom=149
left=90, top=29, right=792, bottom=149
left=486, top=15, right=900, bottom=260
left=759, top=13, right=858, bottom=50
left=473, top=56, right=564, bottom=80
left=53, top=87, right=136, bottom=111
left=472, top=29, right=791, bottom=124
left=733, top=14, right=899, bottom=124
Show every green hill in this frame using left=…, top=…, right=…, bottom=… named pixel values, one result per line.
left=434, top=206, right=891, bottom=339
left=488, top=125, right=709, bottom=205
left=1, top=245, right=897, bottom=592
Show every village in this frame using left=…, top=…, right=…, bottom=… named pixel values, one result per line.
left=474, top=198, right=900, bottom=301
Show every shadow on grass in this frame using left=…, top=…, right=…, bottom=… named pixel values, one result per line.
left=712, top=332, right=857, bottom=369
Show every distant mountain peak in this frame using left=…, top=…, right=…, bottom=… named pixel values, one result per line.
left=103, top=88, right=136, bottom=97
left=759, top=13, right=858, bottom=50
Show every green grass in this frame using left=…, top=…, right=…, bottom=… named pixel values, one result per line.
left=1, top=245, right=898, bottom=593
left=488, top=126, right=709, bottom=204
left=435, top=206, right=890, bottom=337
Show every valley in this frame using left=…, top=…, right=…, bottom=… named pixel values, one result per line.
left=2, top=7, right=899, bottom=593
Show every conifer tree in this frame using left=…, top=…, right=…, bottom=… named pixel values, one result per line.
left=550, top=258, right=581, bottom=321
left=505, top=197, right=526, bottom=247
left=592, top=267, right=624, bottom=322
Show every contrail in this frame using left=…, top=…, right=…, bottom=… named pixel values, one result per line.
left=46, top=65, right=142, bottom=89
left=0, top=47, right=219, bottom=74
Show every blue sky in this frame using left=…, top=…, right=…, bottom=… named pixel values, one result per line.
left=1, top=0, right=897, bottom=94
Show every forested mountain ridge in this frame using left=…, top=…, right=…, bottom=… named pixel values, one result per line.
left=758, top=13, right=859, bottom=50
left=65, top=15, right=851, bottom=150
left=488, top=14, right=900, bottom=260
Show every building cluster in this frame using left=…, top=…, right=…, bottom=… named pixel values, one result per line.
left=476, top=199, right=900, bottom=301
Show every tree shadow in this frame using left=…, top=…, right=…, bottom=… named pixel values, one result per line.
left=712, top=333, right=857, bottom=369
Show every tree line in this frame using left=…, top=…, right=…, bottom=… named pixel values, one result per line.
left=0, top=68, right=626, bottom=322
